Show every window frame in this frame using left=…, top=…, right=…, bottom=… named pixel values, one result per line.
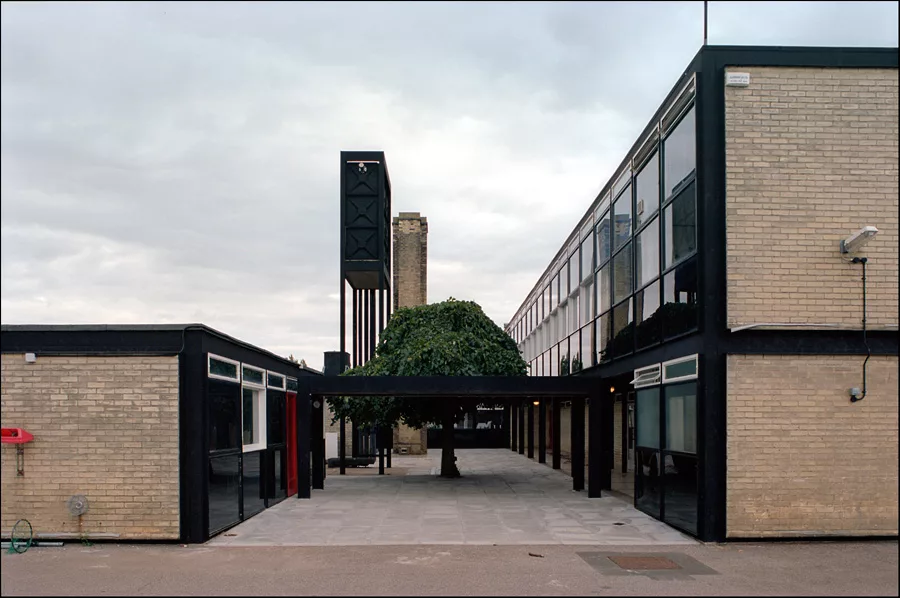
left=241, top=365, right=267, bottom=453
left=662, top=354, right=699, bottom=383
left=267, top=371, right=286, bottom=391
left=208, top=353, right=241, bottom=383
left=631, top=364, right=662, bottom=388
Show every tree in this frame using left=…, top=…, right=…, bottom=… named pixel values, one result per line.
left=327, top=297, right=528, bottom=478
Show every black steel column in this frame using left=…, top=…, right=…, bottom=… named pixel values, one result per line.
left=339, top=415, right=346, bottom=475
left=368, top=289, right=376, bottom=363
left=552, top=397, right=561, bottom=469
left=352, top=289, right=358, bottom=367
left=296, top=379, right=312, bottom=499
left=602, top=392, right=614, bottom=491
left=588, top=388, right=606, bottom=497
left=378, top=426, right=385, bottom=475
left=517, top=402, right=525, bottom=455
left=511, top=402, right=518, bottom=451
left=504, top=404, right=511, bottom=450
left=571, top=396, right=585, bottom=491
left=538, top=398, right=546, bottom=464
left=621, top=395, right=628, bottom=473
left=311, top=398, right=325, bottom=489
left=526, top=402, right=534, bottom=459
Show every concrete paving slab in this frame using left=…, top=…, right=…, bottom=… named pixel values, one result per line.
left=207, top=448, right=694, bottom=547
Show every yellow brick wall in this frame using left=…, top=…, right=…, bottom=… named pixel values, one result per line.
left=726, top=354, right=899, bottom=538
left=1, top=354, right=180, bottom=540
left=725, top=66, right=899, bottom=329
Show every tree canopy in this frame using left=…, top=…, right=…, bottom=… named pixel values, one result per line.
left=326, top=297, right=528, bottom=477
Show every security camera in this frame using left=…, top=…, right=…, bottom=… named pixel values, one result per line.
left=840, top=226, right=878, bottom=254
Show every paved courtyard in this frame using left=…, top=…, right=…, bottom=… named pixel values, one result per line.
left=208, top=448, right=694, bottom=547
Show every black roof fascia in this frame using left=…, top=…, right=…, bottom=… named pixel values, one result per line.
left=309, top=375, right=596, bottom=398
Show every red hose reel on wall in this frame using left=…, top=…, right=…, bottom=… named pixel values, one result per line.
left=1, top=428, right=34, bottom=476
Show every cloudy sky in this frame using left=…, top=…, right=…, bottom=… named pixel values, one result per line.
left=1, top=1, right=897, bottom=370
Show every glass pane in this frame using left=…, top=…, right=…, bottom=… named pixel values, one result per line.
left=580, top=324, right=593, bottom=369
left=613, top=185, right=632, bottom=250
left=268, top=448, right=286, bottom=505
left=569, top=293, right=580, bottom=331
left=242, top=450, right=266, bottom=518
left=560, top=339, right=571, bottom=376
left=209, top=357, right=238, bottom=380
left=569, top=256, right=578, bottom=296
left=665, top=382, right=697, bottom=454
left=581, top=280, right=594, bottom=324
left=636, top=152, right=660, bottom=229
left=663, top=454, right=698, bottom=535
left=635, top=280, right=662, bottom=349
left=597, top=264, right=611, bottom=313
left=664, top=106, right=696, bottom=200
left=580, top=235, right=593, bottom=281
left=666, top=358, right=697, bottom=380
left=636, top=218, right=660, bottom=288
left=663, top=257, right=698, bottom=338
left=636, top=388, right=660, bottom=448
left=286, top=377, right=298, bottom=392
left=636, top=448, right=661, bottom=518
left=242, top=366, right=264, bottom=385
left=268, top=372, right=285, bottom=389
left=209, top=379, right=241, bottom=451
left=596, top=311, right=611, bottom=364
left=611, top=299, right=634, bottom=358
left=597, top=209, right=611, bottom=266
left=242, top=388, right=258, bottom=446
left=208, top=454, right=240, bottom=535
left=613, top=242, right=633, bottom=304
left=550, top=344, right=558, bottom=377
left=267, top=390, right=286, bottom=445
left=664, top=181, right=697, bottom=266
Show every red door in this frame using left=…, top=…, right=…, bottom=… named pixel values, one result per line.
left=286, top=392, right=297, bottom=497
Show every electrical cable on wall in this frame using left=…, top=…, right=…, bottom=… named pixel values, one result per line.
left=850, top=256, right=869, bottom=403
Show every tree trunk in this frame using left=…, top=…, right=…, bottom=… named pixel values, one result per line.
left=440, top=401, right=461, bottom=478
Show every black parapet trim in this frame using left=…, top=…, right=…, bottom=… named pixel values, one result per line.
left=308, top=375, right=598, bottom=397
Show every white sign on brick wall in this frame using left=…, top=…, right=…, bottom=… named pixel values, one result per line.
left=726, top=72, right=751, bottom=87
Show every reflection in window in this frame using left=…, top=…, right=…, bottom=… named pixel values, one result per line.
left=209, top=357, right=238, bottom=380
left=580, top=324, right=593, bottom=369
left=569, top=293, right=580, bottom=331
left=580, top=281, right=594, bottom=324
left=548, top=280, right=555, bottom=310
left=568, top=256, right=579, bottom=295
left=664, top=106, right=696, bottom=200
left=613, top=242, right=633, bottom=304
left=636, top=152, right=660, bottom=229
left=665, top=382, right=697, bottom=454
left=613, top=185, right=632, bottom=250
left=580, top=235, right=593, bottom=282
left=598, top=264, right=611, bottom=314
left=542, top=287, right=549, bottom=320
left=663, top=258, right=698, bottom=338
left=664, top=181, right=696, bottom=266
left=611, top=299, right=634, bottom=358
left=663, top=454, right=698, bottom=535
left=242, top=388, right=260, bottom=446
left=267, top=448, right=287, bottom=506
left=596, top=311, right=611, bottom=364
left=243, top=450, right=265, bottom=519
left=209, top=380, right=241, bottom=452
left=597, top=210, right=611, bottom=266
left=550, top=344, right=558, bottom=376
left=242, top=366, right=264, bottom=385
left=560, top=338, right=572, bottom=376
left=636, top=219, right=660, bottom=288
left=636, top=448, right=661, bottom=518
left=636, top=388, right=660, bottom=448
left=208, top=454, right=240, bottom=535
left=267, top=390, right=286, bottom=445
left=635, top=280, right=662, bottom=349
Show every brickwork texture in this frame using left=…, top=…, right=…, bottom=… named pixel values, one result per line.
left=725, top=66, right=899, bottom=329
left=726, top=354, right=898, bottom=538
left=1, top=354, right=180, bottom=540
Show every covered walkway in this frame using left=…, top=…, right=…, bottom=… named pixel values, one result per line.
left=208, top=449, right=693, bottom=547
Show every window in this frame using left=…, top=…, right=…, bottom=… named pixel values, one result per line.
left=242, top=365, right=264, bottom=386
left=663, top=106, right=696, bottom=200
left=636, top=387, right=660, bottom=448
left=597, top=209, right=611, bottom=266
left=663, top=257, right=698, bottom=338
left=267, top=372, right=285, bottom=390
left=549, top=276, right=556, bottom=309
left=613, top=185, right=632, bottom=250
left=663, top=354, right=698, bottom=383
left=631, top=364, right=661, bottom=388
left=635, top=152, right=660, bottom=229
left=635, top=387, right=661, bottom=518
left=209, top=379, right=241, bottom=452
left=241, top=365, right=266, bottom=452
left=613, top=242, right=633, bottom=304
left=663, top=381, right=698, bottom=534
left=597, top=264, right=611, bottom=314
left=209, top=354, right=240, bottom=382
left=635, top=280, right=661, bottom=349
left=635, top=219, right=660, bottom=288
left=596, top=311, right=611, bottom=364
left=286, top=377, right=298, bottom=392
left=611, top=299, right=633, bottom=357
left=568, top=255, right=578, bottom=295
left=580, top=280, right=594, bottom=324
left=665, top=382, right=697, bottom=453
left=664, top=181, right=696, bottom=267
left=580, top=234, right=593, bottom=282
left=580, top=324, right=593, bottom=369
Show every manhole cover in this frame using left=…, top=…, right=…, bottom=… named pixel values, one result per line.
left=608, top=556, right=681, bottom=570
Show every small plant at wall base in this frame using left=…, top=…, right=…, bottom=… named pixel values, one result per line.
left=327, top=298, right=528, bottom=478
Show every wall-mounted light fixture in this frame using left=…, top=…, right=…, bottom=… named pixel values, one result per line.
left=532, top=400, right=540, bottom=406
left=609, top=386, right=615, bottom=393
left=840, top=226, right=878, bottom=254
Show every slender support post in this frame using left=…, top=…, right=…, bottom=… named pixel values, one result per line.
left=297, top=379, right=311, bottom=499
left=378, top=427, right=385, bottom=475
left=517, top=402, right=525, bottom=455
left=571, top=396, right=585, bottom=491
left=527, top=402, right=535, bottom=459
left=511, top=402, right=518, bottom=451
left=503, top=404, right=511, bottom=449
left=538, top=398, right=546, bottom=464
left=552, top=397, right=561, bottom=469
left=602, top=391, right=614, bottom=491
left=339, top=415, right=346, bottom=475
left=588, top=388, right=604, bottom=497
left=312, top=397, right=325, bottom=489
left=621, top=395, right=628, bottom=473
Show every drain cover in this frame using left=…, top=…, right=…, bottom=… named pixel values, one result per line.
left=608, top=556, right=681, bottom=570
